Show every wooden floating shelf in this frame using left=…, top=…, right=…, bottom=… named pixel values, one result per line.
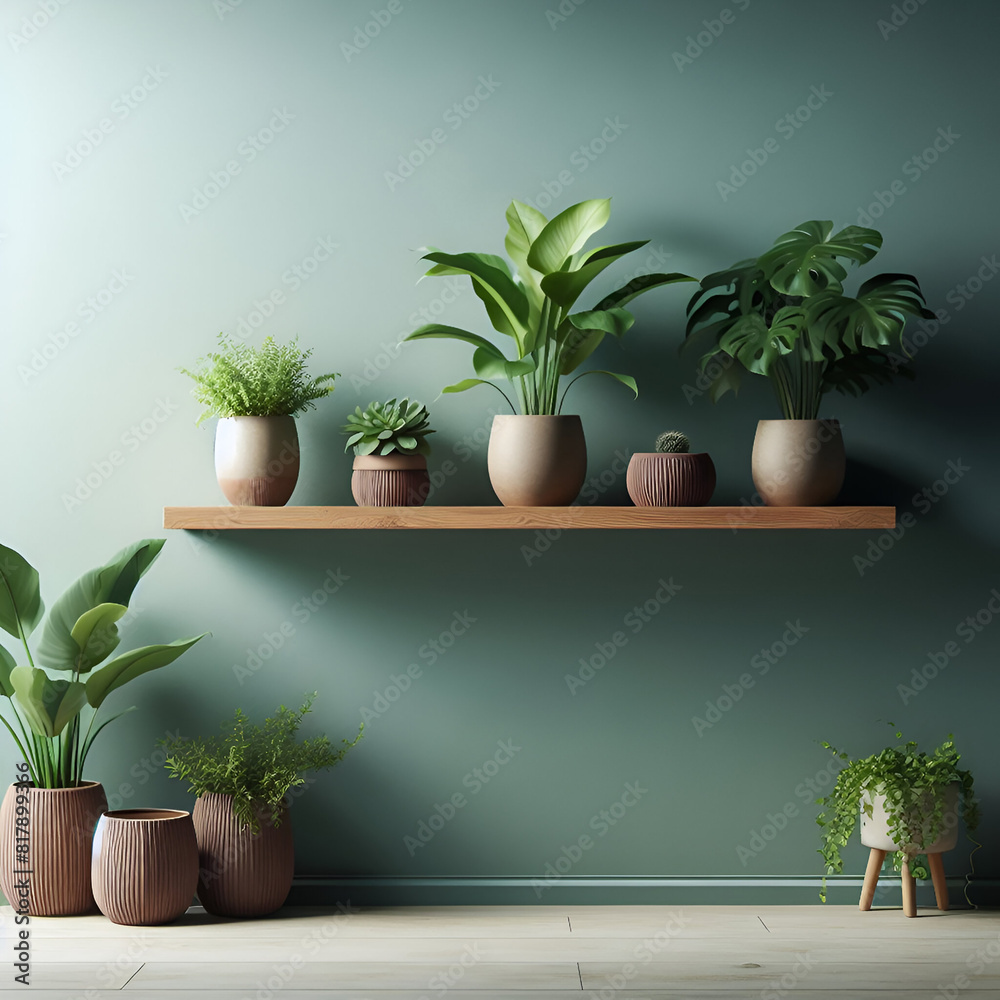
left=163, top=505, right=895, bottom=531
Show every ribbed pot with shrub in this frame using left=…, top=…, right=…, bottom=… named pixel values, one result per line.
left=163, top=694, right=362, bottom=917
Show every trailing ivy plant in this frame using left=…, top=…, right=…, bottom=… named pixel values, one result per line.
left=815, top=726, right=979, bottom=902
left=181, top=335, right=338, bottom=424
left=162, top=694, right=362, bottom=834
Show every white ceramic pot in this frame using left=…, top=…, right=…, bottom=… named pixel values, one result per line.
left=214, top=416, right=299, bottom=506
left=487, top=415, right=586, bottom=506
left=860, top=782, right=961, bottom=854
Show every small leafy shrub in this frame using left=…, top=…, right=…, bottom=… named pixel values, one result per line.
left=181, top=335, right=338, bottom=424
left=162, top=694, right=362, bottom=833
left=342, top=398, right=435, bottom=456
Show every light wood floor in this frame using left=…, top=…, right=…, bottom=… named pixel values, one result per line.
left=3, top=903, right=999, bottom=996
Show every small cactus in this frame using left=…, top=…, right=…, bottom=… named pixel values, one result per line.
left=655, top=430, right=690, bottom=454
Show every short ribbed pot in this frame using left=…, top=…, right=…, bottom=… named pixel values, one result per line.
left=0, top=781, right=107, bottom=916
left=751, top=419, right=845, bottom=506
left=192, top=793, right=294, bottom=918
left=92, top=809, right=198, bottom=925
left=215, top=415, right=300, bottom=506
left=861, top=783, right=961, bottom=854
left=627, top=453, right=716, bottom=506
left=351, top=454, right=430, bottom=507
left=487, top=415, right=586, bottom=506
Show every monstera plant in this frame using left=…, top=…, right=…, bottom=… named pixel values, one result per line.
left=0, top=538, right=206, bottom=787
left=683, top=220, right=933, bottom=420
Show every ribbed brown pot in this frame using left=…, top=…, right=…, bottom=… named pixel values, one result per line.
left=92, top=809, right=199, bottom=925
left=0, top=781, right=107, bottom=916
left=215, top=415, right=300, bottom=506
left=351, top=454, right=430, bottom=507
left=192, top=793, right=294, bottom=917
left=626, top=453, right=716, bottom=506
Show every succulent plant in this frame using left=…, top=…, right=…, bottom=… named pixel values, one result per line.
left=343, top=398, right=435, bottom=456
left=655, top=430, right=690, bottom=454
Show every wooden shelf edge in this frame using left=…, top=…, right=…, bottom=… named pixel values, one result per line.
left=163, top=505, right=896, bottom=531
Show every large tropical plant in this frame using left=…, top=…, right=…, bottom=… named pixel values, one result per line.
left=683, top=220, right=934, bottom=419
left=405, top=198, right=694, bottom=414
left=0, top=539, right=206, bottom=788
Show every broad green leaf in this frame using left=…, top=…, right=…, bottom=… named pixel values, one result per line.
left=505, top=201, right=547, bottom=273
left=70, top=603, right=127, bottom=673
left=85, top=634, right=206, bottom=709
left=823, top=349, right=913, bottom=399
left=564, top=307, right=635, bottom=339
left=559, top=329, right=605, bottom=375
left=36, top=539, right=164, bottom=671
left=759, top=221, right=882, bottom=297
left=441, top=378, right=495, bottom=394
left=541, top=241, right=648, bottom=308
left=0, top=542, right=44, bottom=641
left=10, top=666, right=88, bottom=737
left=718, top=307, right=806, bottom=375
left=0, top=645, right=16, bottom=697
left=596, top=272, right=697, bottom=312
left=472, top=348, right=536, bottom=381
left=527, top=199, right=611, bottom=275
left=405, top=324, right=503, bottom=355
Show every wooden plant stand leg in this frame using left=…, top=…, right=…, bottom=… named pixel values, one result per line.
left=859, top=848, right=886, bottom=911
left=928, top=853, right=949, bottom=911
left=901, top=859, right=917, bottom=917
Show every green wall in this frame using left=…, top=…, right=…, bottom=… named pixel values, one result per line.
left=2, top=0, right=997, bottom=903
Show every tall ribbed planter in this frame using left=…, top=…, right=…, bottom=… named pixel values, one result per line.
left=91, top=809, right=198, bottom=925
left=351, top=454, right=430, bottom=507
left=215, top=415, right=300, bottom=506
left=0, top=781, right=107, bottom=917
left=487, top=415, right=587, bottom=506
left=192, top=793, right=294, bottom=917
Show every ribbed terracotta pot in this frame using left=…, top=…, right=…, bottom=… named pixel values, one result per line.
left=192, top=793, right=294, bottom=917
left=92, top=809, right=199, bottom=926
left=351, top=454, right=430, bottom=507
left=627, top=453, right=716, bottom=506
left=215, top=415, right=300, bottom=506
left=487, top=415, right=586, bottom=506
left=861, top=783, right=961, bottom=854
left=751, top=419, right=845, bottom=506
left=0, top=781, right=107, bottom=916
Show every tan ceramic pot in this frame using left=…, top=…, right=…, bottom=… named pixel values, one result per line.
left=92, top=809, right=199, bottom=925
left=192, top=793, right=294, bottom=917
left=0, top=780, right=107, bottom=916
left=627, top=453, right=716, bottom=506
left=215, top=415, right=300, bottom=506
left=487, top=415, right=586, bottom=506
left=861, top=783, right=961, bottom=854
left=751, top=419, right=845, bottom=506
left=351, top=454, right=430, bottom=507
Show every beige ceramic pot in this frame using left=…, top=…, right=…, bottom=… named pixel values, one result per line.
left=487, top=415, right=586, bottom=506
left=91, top=809, right=199, bottom=925
left=751, top=419, right=845, bottom=506
left=351, top=454, right=430, bottom=507
left=0, top=780, right=108, bottom=916
left=192, top=793, right=295, bottom=918
left=861, top=783, right=961, bottom=854
left=215, top=415, right=300, bottom=506
left=627, top=453, right=716, bottom=506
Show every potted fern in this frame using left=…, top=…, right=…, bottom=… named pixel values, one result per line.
left=626, top=431, right=716, bottom=507
left=0, top=539, right=205, bottom=915
left=816, top=728, right=979, bottom=916
left=162, top=695, right=361, bottom=918
left=684, top=221, right=932, bottom=505
left=181, top=335, right=338, bottom=506
left=342, top=398, right=435, bottom=506
left=405, top=198, right=694, bottom=506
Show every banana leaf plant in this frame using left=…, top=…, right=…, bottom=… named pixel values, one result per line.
left=405, top=198, right=695, bottom=414
left=683, top=220, right=935, bottom=419
left=0, top=538, right=206, bottom=788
